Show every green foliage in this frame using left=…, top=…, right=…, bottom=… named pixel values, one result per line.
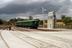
left=61, top=15, right=66, bottom=20
left=0, top=19, right=3, bottom=24
left=29, top=16, right=33, bottom=20
left=39, top=20, right=43, bottom=25
left=61, top=15, right=72, bottom=25
left=8, top=18, right=18, bottom=26
left=9, top=18, right=17, bottom=22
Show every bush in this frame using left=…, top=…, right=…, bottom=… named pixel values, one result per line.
left=0, top=19, right=3, bottom=25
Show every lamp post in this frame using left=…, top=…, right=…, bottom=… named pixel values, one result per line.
left=41, top=7, right=47, bottom=28
left=53, top=11, right=56, bottom=28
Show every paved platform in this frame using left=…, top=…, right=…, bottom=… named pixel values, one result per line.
left=38, top=28, right=72, bottom=32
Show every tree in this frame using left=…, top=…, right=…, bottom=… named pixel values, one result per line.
left=39, top=20, right=43, bottom=25
left=9, top=18, right=17, bottom=22
left=0, top=19, right=3, bottom=25
left=8, top=18, right=18, bottom=26
left=61, top=15, right=66, bottom=20
left=29, top=16, right=33, bottom=20
left=61, top=15, right=72, bottom=25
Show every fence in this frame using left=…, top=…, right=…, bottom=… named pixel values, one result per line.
left=55, top=24, right=72, bottom=29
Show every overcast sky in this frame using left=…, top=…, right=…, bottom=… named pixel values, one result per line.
left=0, top=0, right=72, bottom=20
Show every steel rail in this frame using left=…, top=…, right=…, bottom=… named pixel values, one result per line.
left=0, top=32, right=10, bottom=48
left=11, top=31, right=61, bottom=48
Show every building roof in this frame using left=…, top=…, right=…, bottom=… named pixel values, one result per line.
left=56, top=19, right=63, bottom=22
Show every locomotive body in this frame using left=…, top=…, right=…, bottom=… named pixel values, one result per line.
left=16, top=19, right=40, bottom=29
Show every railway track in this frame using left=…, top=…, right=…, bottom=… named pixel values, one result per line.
left=0, top=30, right=72, bottom=48
left=14, top=27, right=42, bottom=32
left=1, top=30, right=37, bottom=48
left=0, top=31, right=10, bottom=48
left=25, top=32, right=72, bottom=48
left=46, top=34, right=72, bottom=48
left=11, top=31, right=61, bottom=48
left=14, top=27, right=62, bottom=32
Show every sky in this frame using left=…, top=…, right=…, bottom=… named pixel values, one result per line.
left=0, top=0, right=72, bottom=20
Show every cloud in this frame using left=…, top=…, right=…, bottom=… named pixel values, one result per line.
left=0, top=0, right=72, bottom=20
left=12, top=0, right=49, bottom=4
left=0, top=0, right=13, bottom=8
left=0, top=1, right=61, bottom=14
left=57, top=0, right=72, bottom=15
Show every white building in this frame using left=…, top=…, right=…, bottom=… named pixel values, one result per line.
left=47, top=11, right=55, bottom=29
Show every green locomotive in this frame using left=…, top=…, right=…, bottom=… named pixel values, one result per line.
left=16, top=19, right=40, bottom=29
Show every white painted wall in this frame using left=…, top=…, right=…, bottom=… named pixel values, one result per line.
left=47, top=11, right=54, bottom=29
